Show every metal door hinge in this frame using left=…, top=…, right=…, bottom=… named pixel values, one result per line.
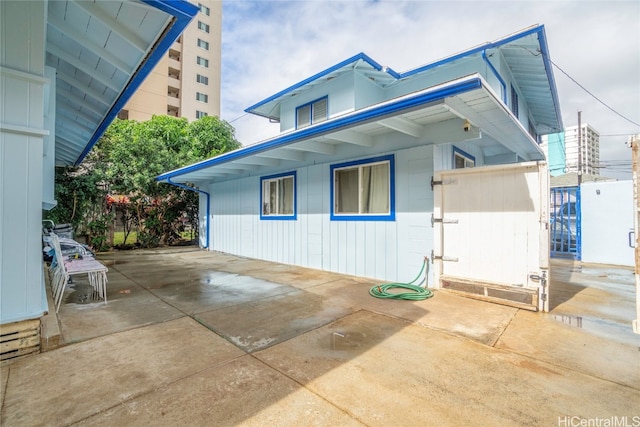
left=431, top=250, right=459, bottom=263
left=431, top=214, right=459, bottom=227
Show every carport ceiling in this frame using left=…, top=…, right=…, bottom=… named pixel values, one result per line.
left=46, top=0, right=196, bottom=166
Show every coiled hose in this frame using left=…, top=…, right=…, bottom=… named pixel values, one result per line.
left=369, top=258, right=434, bottom=300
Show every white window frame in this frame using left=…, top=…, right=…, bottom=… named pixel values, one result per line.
left=453, top=146, right=475, bottom=169
left=196, top=111, right=208, bottom=119
left=196, top=92, right=208, bottom=103
left=330, top=154, right=395, bottom=221
left=198, top=21, right=210, bottom=33
left=260, top=172, right=297, bottom=220
left=197, top=38, right=209, bottom=50
left=295, top=97, right=328, bottom=129
left=197, top=56, right=209, bottom=68
left=199, top=3, right=210, bottom=15
left=196, top=74, right=208, bottom=85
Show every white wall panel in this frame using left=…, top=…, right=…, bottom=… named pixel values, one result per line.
left=208, top=145, right=435, bottom=283
left=581, top=181, right=634, bottom=266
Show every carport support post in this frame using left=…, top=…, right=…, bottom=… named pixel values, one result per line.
left=631, top=134, right=639, bottom=334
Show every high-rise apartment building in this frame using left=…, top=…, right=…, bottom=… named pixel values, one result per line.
left=119, top=1, right=221, bottom=121
left=540, top=123, right=600, bottom=176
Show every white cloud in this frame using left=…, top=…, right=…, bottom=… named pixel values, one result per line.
left=221, top=0, right=640, bottom=178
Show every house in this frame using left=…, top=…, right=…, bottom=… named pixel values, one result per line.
left=158, top=24, right=563, bottom=312
left=0, top=0, right=198, bottom=353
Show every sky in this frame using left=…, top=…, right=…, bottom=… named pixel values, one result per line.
left=219, top=1, right=640, bottom=179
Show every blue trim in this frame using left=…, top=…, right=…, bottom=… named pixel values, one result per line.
left=157, top=77, right=483, bottom=181
left=452, top=146, right=475, bottom=168
left=245, top=52, right=400, bottom=118
left=536, top=26, right=563, bottom=130
left=259, top=171, right=297, bottom=220
left=482, top=50, right=507, bottom=104
left=74, top=0, right=199, bottom=165
left=329, top=154, right=395, bottom=222
left=167, top=178, right=210, bottom=249
left=295, top=96, right=328, bottom=129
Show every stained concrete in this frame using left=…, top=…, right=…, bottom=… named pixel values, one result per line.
left=1, top=248, right=639, bottom=426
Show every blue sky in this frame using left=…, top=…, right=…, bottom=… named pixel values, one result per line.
left=220, top=1, right=640, bottom=179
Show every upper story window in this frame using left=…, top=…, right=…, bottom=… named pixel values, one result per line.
left=197, top=74, right=209, bottom=85
left=510, top=85, right=519, bottom=119
left=330, top=154, right=395, bottom=221
left=197, top=39, right=209, bottom=50
left=197, top=56, right=209, bottom=68
left=260, top=172, right=296, bottom=220
left=198, top=21, right=210, bottom=33
left=453, top=146, right=475, bottom=169
left=196, top=111, right=208, bottom=119
left=296, top=97, right=328, bottom=129
left=199, top=3, right=210, bottom=15
left=196, top=92, right=208, bottom=103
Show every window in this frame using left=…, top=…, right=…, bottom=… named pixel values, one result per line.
left=199, top=3, right=210, bottom=15
left=453, top=146, right=475, bottom=169
left=260, top=172, right=296, bottom=220
left=330, top=154, right=394, bottom=221
left=198, top=21, right=210, bottom=33
left=196, top=111, right=208, bottom=119
left=196, top=92, right=208, bottom=103
left=197, top=56, right=209, bottom=68
left=197, top=38, right=209, bottom=50
left=510, top=85, right=519, bottom=119
left=296, top=97, right=328, bottom=129
left=196, top=74, right=208, bottom=85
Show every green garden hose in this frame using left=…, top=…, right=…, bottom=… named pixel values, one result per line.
left=369, top=258, right=434, bottom=300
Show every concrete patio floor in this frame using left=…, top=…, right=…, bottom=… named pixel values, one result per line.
left=1, top=247, right=639, bottom=426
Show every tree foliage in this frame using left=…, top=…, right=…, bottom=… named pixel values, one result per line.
left=44, top=115, right=240, bottom=249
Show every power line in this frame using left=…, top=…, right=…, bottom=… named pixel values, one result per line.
left=546, top=56, right=640, bottom=128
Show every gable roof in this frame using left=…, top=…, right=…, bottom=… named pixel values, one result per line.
left=158, top=74, right=545, bottom=185
left=48, top=0, right=198, bottom=166
left=245, top=24, right=562, bottom=135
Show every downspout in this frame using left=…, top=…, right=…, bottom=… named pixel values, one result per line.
left=482, top=49, right=507, bottom=104
left=166, top=177, right=210, bottom=249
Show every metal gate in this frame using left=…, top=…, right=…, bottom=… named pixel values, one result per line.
left=432, top=162, right=550, bottom=311
left=550, top=186, right=581, bottom=260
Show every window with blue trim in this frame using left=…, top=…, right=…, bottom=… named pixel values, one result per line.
left=331, top=155, right=395, bottom=221
left=453, top=146, right=475, bottom=169
left=260, top=172, right=296, bottom=220
left=510, top=85, right=519, bottom=119
left=296, top=97, right=328, bottom=129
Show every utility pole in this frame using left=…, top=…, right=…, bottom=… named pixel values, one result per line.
left=577, top=111, right=582, bottom=185
left=631, top=134, right=640, bottom=334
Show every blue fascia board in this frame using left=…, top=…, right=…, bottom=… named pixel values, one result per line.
left=244, top=52, right=401, bottom=117
left=73, top=0, right=199, bottom=166
left=244, top=25, right=559, bottom=124
left=157, top=76, right=483, bottom=182
left=536, top=26, right=563, bottom=130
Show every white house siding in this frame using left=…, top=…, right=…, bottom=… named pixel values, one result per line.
left=581, top=180, right=634, bottom=267
left=208, top=144, right=435, bottom=283
left=0, top=0, right=49, bottom=323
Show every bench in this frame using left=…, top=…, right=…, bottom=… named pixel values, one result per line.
left=46, top=233, right=109, bottom=312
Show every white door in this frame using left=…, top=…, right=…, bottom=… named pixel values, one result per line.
left=432, top=162, right=550, bottom=311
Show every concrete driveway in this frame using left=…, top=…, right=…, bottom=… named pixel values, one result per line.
left=1, top=248, right=639, bottom=426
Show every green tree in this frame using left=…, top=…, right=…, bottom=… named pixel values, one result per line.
left=46, top=115, right=240, bottom=249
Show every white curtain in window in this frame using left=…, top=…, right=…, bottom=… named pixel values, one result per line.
left=313, top=98, right=328, bottom=124
left=279, top=177, right=294, bottom=215
left=297, top=105, right=311, bottom=128
left=362, top=163, right=389, bottom=213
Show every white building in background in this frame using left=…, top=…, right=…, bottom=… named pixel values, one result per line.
left=120, top=0, right=221, bottom=121
left=564, top=124, right=600, bottom=176
left=540, top=123, right=600, bottom=176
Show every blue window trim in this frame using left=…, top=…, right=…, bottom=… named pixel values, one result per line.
left=452, top=146, right=475, bottom=168
left=295, top=96, right=328, bottom=129
left=330, top=154, right=395, bottom=221
left=260, top=171, right=297, bottom=220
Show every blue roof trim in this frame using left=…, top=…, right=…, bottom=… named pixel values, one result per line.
left=74, top=0, right=199, bottom=166
left=244, top=25, right=560, bottom=123
left=244, top=52, right=401, bottom=117
left=536, top=26, right=563, bottom=130
left=157, top=77, right=483, bottom=182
